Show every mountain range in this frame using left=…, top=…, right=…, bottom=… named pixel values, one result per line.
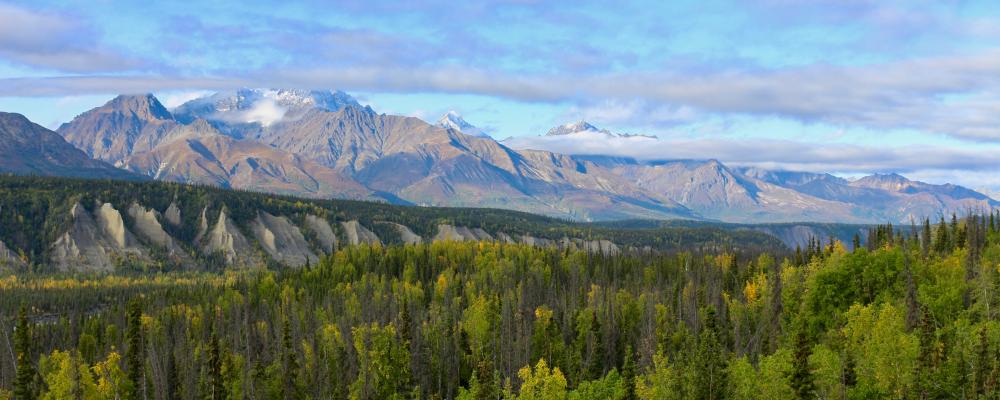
left=0, top=89, right=994, bottom=224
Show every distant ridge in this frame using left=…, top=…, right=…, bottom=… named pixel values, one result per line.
left=0, top=112, right=140, bottom=180
left=6, top=89, right=989, bottom=224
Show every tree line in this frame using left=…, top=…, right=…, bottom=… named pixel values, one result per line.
left=1, top=212, right=1000, bottom=399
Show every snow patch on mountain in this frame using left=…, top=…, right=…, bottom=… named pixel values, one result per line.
left=436, top=111, right=489, bottom=137
left=504, top=121, right=657, bottom=155
left=545, top=121, right=656, bottom=139
left=173, top=88, right=360, bottom=126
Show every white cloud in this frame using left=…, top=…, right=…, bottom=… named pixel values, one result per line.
left=158, top=90, right=214, bottom=109
left=225, top=98, right=287, bottom=127
left=503, top=132, right=1000, bottom=190
left=4, top=48, right=1000, bottom=141
left=0, top=4, right=137, bottom=72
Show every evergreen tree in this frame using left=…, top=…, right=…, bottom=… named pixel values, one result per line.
left=281, top=319, right=301, bottom=400
left=934, top=217, right=950, bottom=253
left=622, top=345, right=638, bottom=400
left=975, top=327, right=990, bottom=397
left=205, top=328, right=226, bottom=400
left=472, top=359, right=498, bottom=400
left=694, top=307, right=727, bottom=400
left=14, top=307, right=36, bottom=400
left=921, top=218, right=931, bottom=258
left=165, top=350, right=180, bottom=400
left=124, top=299, right=144, bottom=400
left=789, top=327, right=814, bottom=399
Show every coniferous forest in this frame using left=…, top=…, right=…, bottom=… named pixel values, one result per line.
left=1, top=212, right=1000, bottom=399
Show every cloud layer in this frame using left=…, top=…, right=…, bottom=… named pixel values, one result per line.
left=0, top=4, right=137, bottom=72
left=503, top=133, right=1000, bottom=175
left=0, top=1, right=998, bottom=189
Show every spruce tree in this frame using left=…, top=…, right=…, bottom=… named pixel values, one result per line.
left=694, top=307, right=727, bottom=400
left=206, top=328, right=226, bottom=400
left=473, top=359, right=498, bottom=400
left=790, top=326, right=814, bottom=399
left=921, top=218, right=932, bottom=258
left=14, top=307, right=35, bottom=400
left=622, top=345, right=638, bottom=400
left=125, top=299, right=144, bottom=400
left=165, top=350, right=180, bottom=400
left=281, top=319, right=301, bottom=400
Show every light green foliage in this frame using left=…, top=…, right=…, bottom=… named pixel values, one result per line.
left=351, top=323, right=411, bottom=400
left=517, top=359, right=568, bottom=400
left=727, top=350, right=794, bottom=400
left=568, top=369, right=625, bottom=400
left=637, top=353, right=677, bottom=400
left=38, top=350, right=99, bottom=400
left=93, top=351, right=132, bottom=400
left=808, top=344, right=845, bottom=400
left=842, top=303, right=918, bottom=398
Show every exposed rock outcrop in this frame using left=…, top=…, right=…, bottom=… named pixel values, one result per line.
left=495, top=232, right=516, bottom=244
left=194, top=207, right=209, bottom=243
left=164, top=202, right=182, bottom=227
left=304, top=215, right=338, bottom=254
left=558, top=238, right=619, bottom=255
left=95, top=203, right=130, bottom=248
left=200, top=209, right=253, bottom=265
left=251, top=212, right=318, bottom=267
left=341, top=220, right=381, bottom=245
left=519, top=235, right=555, bottom=248
left=390, top=223, right=422, bottom=245
left=471, top=228, right=494, bottom=241
left=0, top=240, right=25, bottom=270
left=433, top=225, right=480, bottom=242
left=127, top=203, right=184, bottom=255
left=51, top=203, right=147, bottom=272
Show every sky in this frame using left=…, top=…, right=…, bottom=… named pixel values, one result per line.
left=1, top=0, right=1000, bottom=193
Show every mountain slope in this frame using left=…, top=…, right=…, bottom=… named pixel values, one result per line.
left=0, top=112, right=139, bottom=179
left=57, top=94, right=179, bottom=165
left=436, top=111, right=489, bottom=137
left=0, top=175, right=788, bottom=271
left=55, top=96, right=375, bottom=201
left=46, top=90, right=1000, bottom=224
left=121, top=120, right=374, bottom=200
left=172, top=88, right=361, bottom=139
left=259, top=105, right=694, bottom=220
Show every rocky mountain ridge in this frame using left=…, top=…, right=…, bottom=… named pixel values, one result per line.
left=0, top=112, right=138, bottom=180
left=17, top=199, right=625, bottom=272
left=32, top=90, right=1000, bottom=224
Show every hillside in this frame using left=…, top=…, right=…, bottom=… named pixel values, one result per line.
left=0, top=175, right=786, bottom=272
left=0, top=112, right=139, bottom=180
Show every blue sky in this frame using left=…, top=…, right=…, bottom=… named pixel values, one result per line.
left=2, top=0, right=1000, bottom=193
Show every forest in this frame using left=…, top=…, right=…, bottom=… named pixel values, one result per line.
left=1, top=212, right=1000, bottom=399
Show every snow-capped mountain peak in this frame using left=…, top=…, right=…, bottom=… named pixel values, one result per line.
left=546, top=120, right=606, bottom=136
left=172, top=88, right=361, bottom=126
left=545, top=121, right=656, bottom=139
left=436, top=111, right=489, bottom=137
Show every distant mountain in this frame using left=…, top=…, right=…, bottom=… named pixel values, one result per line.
left=546, top=121, right=656, bottom=139
left=171, top=88, right=361, bottom=139
left=0, top=112, right=138, bottom=180
left=257, top=104, right=693, bottom=220
left=436, top=111, right=489, bottom=137
left=55, top=95, right=373, bottom=201
left=121, top=120, right=374, bottom=200
left=44, top=89, right=1000, bottom=224
left=57, top=94, right=179, bottom=165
